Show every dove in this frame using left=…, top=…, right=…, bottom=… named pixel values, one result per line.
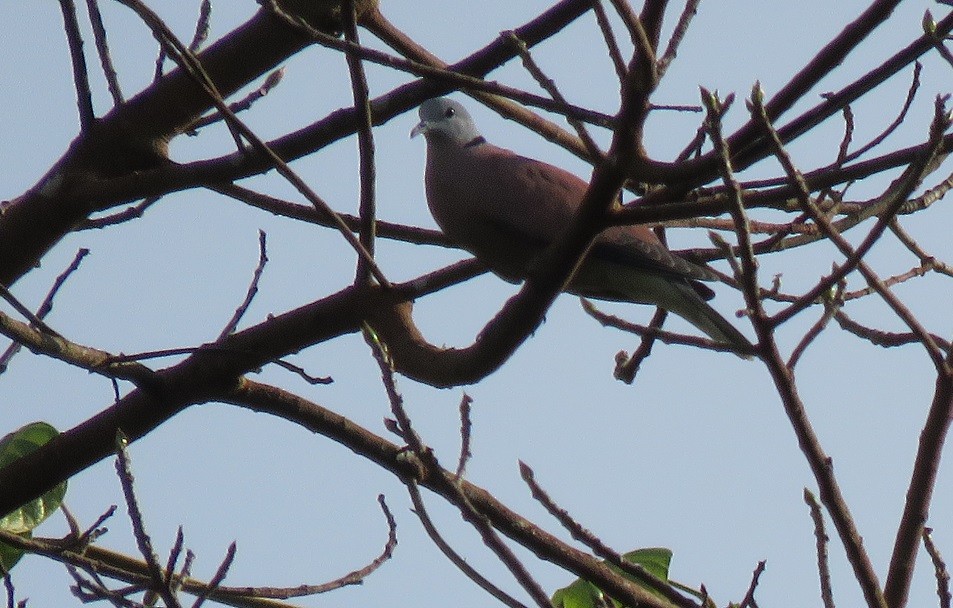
left=411, top=97, right=753, bottom=355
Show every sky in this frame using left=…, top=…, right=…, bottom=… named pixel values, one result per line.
left=2, top=1, right=953, bottom=607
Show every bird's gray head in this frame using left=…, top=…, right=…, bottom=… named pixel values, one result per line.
left=410, top=98, right=483, bottom=146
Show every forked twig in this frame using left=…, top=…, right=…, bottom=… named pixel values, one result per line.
left=0, top=248, right=88, bottom=373
left=406, top=480, right=528, bottom=608
left=118, top=0, right=391, bottom=287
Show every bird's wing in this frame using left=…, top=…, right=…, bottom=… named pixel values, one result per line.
left=467, top=148, right=717, bottom=284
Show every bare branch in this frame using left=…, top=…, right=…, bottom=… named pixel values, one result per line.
left=804, top=489, right=836, bottom=608
left=75, top=197, right=161, bottom=230
left=519, top=462, right=696, bottom=608
left=455, top=393, right=473, bottom=479
left=218, top=231, right=268, bottom=340
left=657, top=0, right=702, bottom=77
left=365, top=339, right=556, bottom=608
left=592, top=0, right=627, bottom=82
left=924, top=527, right=952, bottom=608
left=85, top=0, right=124, bottom=105
left=343, top=0, right=379, bottom=286
left=755, top=87, right=950, bottom=368
left=0, top=248, right=89, bottom=374
left=184, top=69, right=285, bottom=133
left=841, top=61, right=921, bottom=164
left=115, top=433, right=183, bottom=608
left=742, top=84, right=888, bottom=608
left=737, top=560, right=767, bottom=608
left=188, top=0, right=212, bottom=52
left=786, top=279, right=843, bottom=370
left=581, top=298, right=740, bottom=355
left=118, top=0, right=391, bottom=287
left=613, top=307, right=667, bottom=383
left=57, top=0, right=95, bottom=130
left=406, top=480, right=528, bottom=608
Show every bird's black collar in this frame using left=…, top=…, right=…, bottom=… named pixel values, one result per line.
left=464, top=136, right=486, bottom=148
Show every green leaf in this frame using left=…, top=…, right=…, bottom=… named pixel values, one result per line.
left=552, top=578, right=605, bottom=608
left=551, top=547, right=675, bottom=608
left=0, top=422, right=68, bottom=573
left=0, top=530, right=29, bottom=573
left=617, top=548, right=672, bottom=582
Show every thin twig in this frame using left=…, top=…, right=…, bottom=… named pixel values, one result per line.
left=455, top=393, right=473, bottom=479
left=184, top=69, right=285, bottom=133
left=519, top=462, right=696, bottom=608
left=75, top=197, right=161, bottom=230
left=85, top=0, right=124, bottom=105
left=0, top=284, right=62, bottom=337
left=737, top=560, right=767, bottom=608
left=57, top=0, right=96, bottom=130
left=69, top=571, right=142, bottom=607
left=507, top=32, right=603, bottom=160
left=607, top=0, right=647, bottom=52
left=175, top=550, right=196, bottom=598
left=344, top=0, right=378, bottom=286
left=117, top=0, right=391, bottom=287
left=165, top=527, right=185, bottom=594
left=834, top=101, right=855, bottom=165
left=2, top=574, right=14, bottom=608
left=154, top=45, right=168, bottom=81
left=188, top=0, right=212, bottom=52
left=210, top=182, right=450, bottom=248
left=804, top=489, right=835, bottom=608
left=192, top=542, right=236, bottom=608
left=115, top=432, right=183, bottom=608
left=842, top=259, right=935, bottom=300
left=842, top=62, right=921, bottom=164
left=270, top=359, right=333, bottom=385
left=406, top=481, right=528, bottom=608
left=924, top=527, right=952, bottom=608
left=581, top=298, right=741, bottom=355
left=0, top=248, right=88, bottom=373
left=890, top=219, right=953, bottom=278
left=834, top=309, right=951, bottom=351
left=614, top=307, right=667, bottom=384
left=0, top=527, right=295, bottom=608
left=592, top=0, right=627, bottom=82
left=77, top=505, right=118, bottom=547
left=744, top=84, right=888, bottom=608
left=366, top=337, right=555, bottom=608
left=218, top=231, right=268, bottom=340
left=657, top=0, right=702, bottom=77
left=786, top=279, right=843, bottom=370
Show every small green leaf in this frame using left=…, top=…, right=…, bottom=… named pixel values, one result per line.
left=0, top=422, right=68, bottom=573
left=618, top=548, right=672, bottom=582
left=551, top=547, right=675, bottom=608
left=552, top=578, right=605, bottom=608
left=0, top=530, right=29, bottom=573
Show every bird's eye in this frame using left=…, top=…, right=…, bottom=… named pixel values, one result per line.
left=444, top=107, right=455, bottom=118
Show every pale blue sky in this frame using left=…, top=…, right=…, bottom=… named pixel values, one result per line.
left=2, top=1, right=952, bottom=607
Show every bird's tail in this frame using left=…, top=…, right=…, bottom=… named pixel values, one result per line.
left=667, top=282, right=755, bottom=358
left=570, top=262, right=755, bottom=357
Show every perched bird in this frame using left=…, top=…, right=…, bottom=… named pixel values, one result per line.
left=411, top=97, right=753, bottom=355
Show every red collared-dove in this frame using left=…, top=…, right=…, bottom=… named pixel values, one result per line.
left=411, top=97, right=753, bottom=355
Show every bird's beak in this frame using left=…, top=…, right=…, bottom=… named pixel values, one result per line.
left=410, top=120, right=428, bottom=139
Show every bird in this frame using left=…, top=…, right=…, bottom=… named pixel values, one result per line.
left=411, top=97, right=753, bottom=356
